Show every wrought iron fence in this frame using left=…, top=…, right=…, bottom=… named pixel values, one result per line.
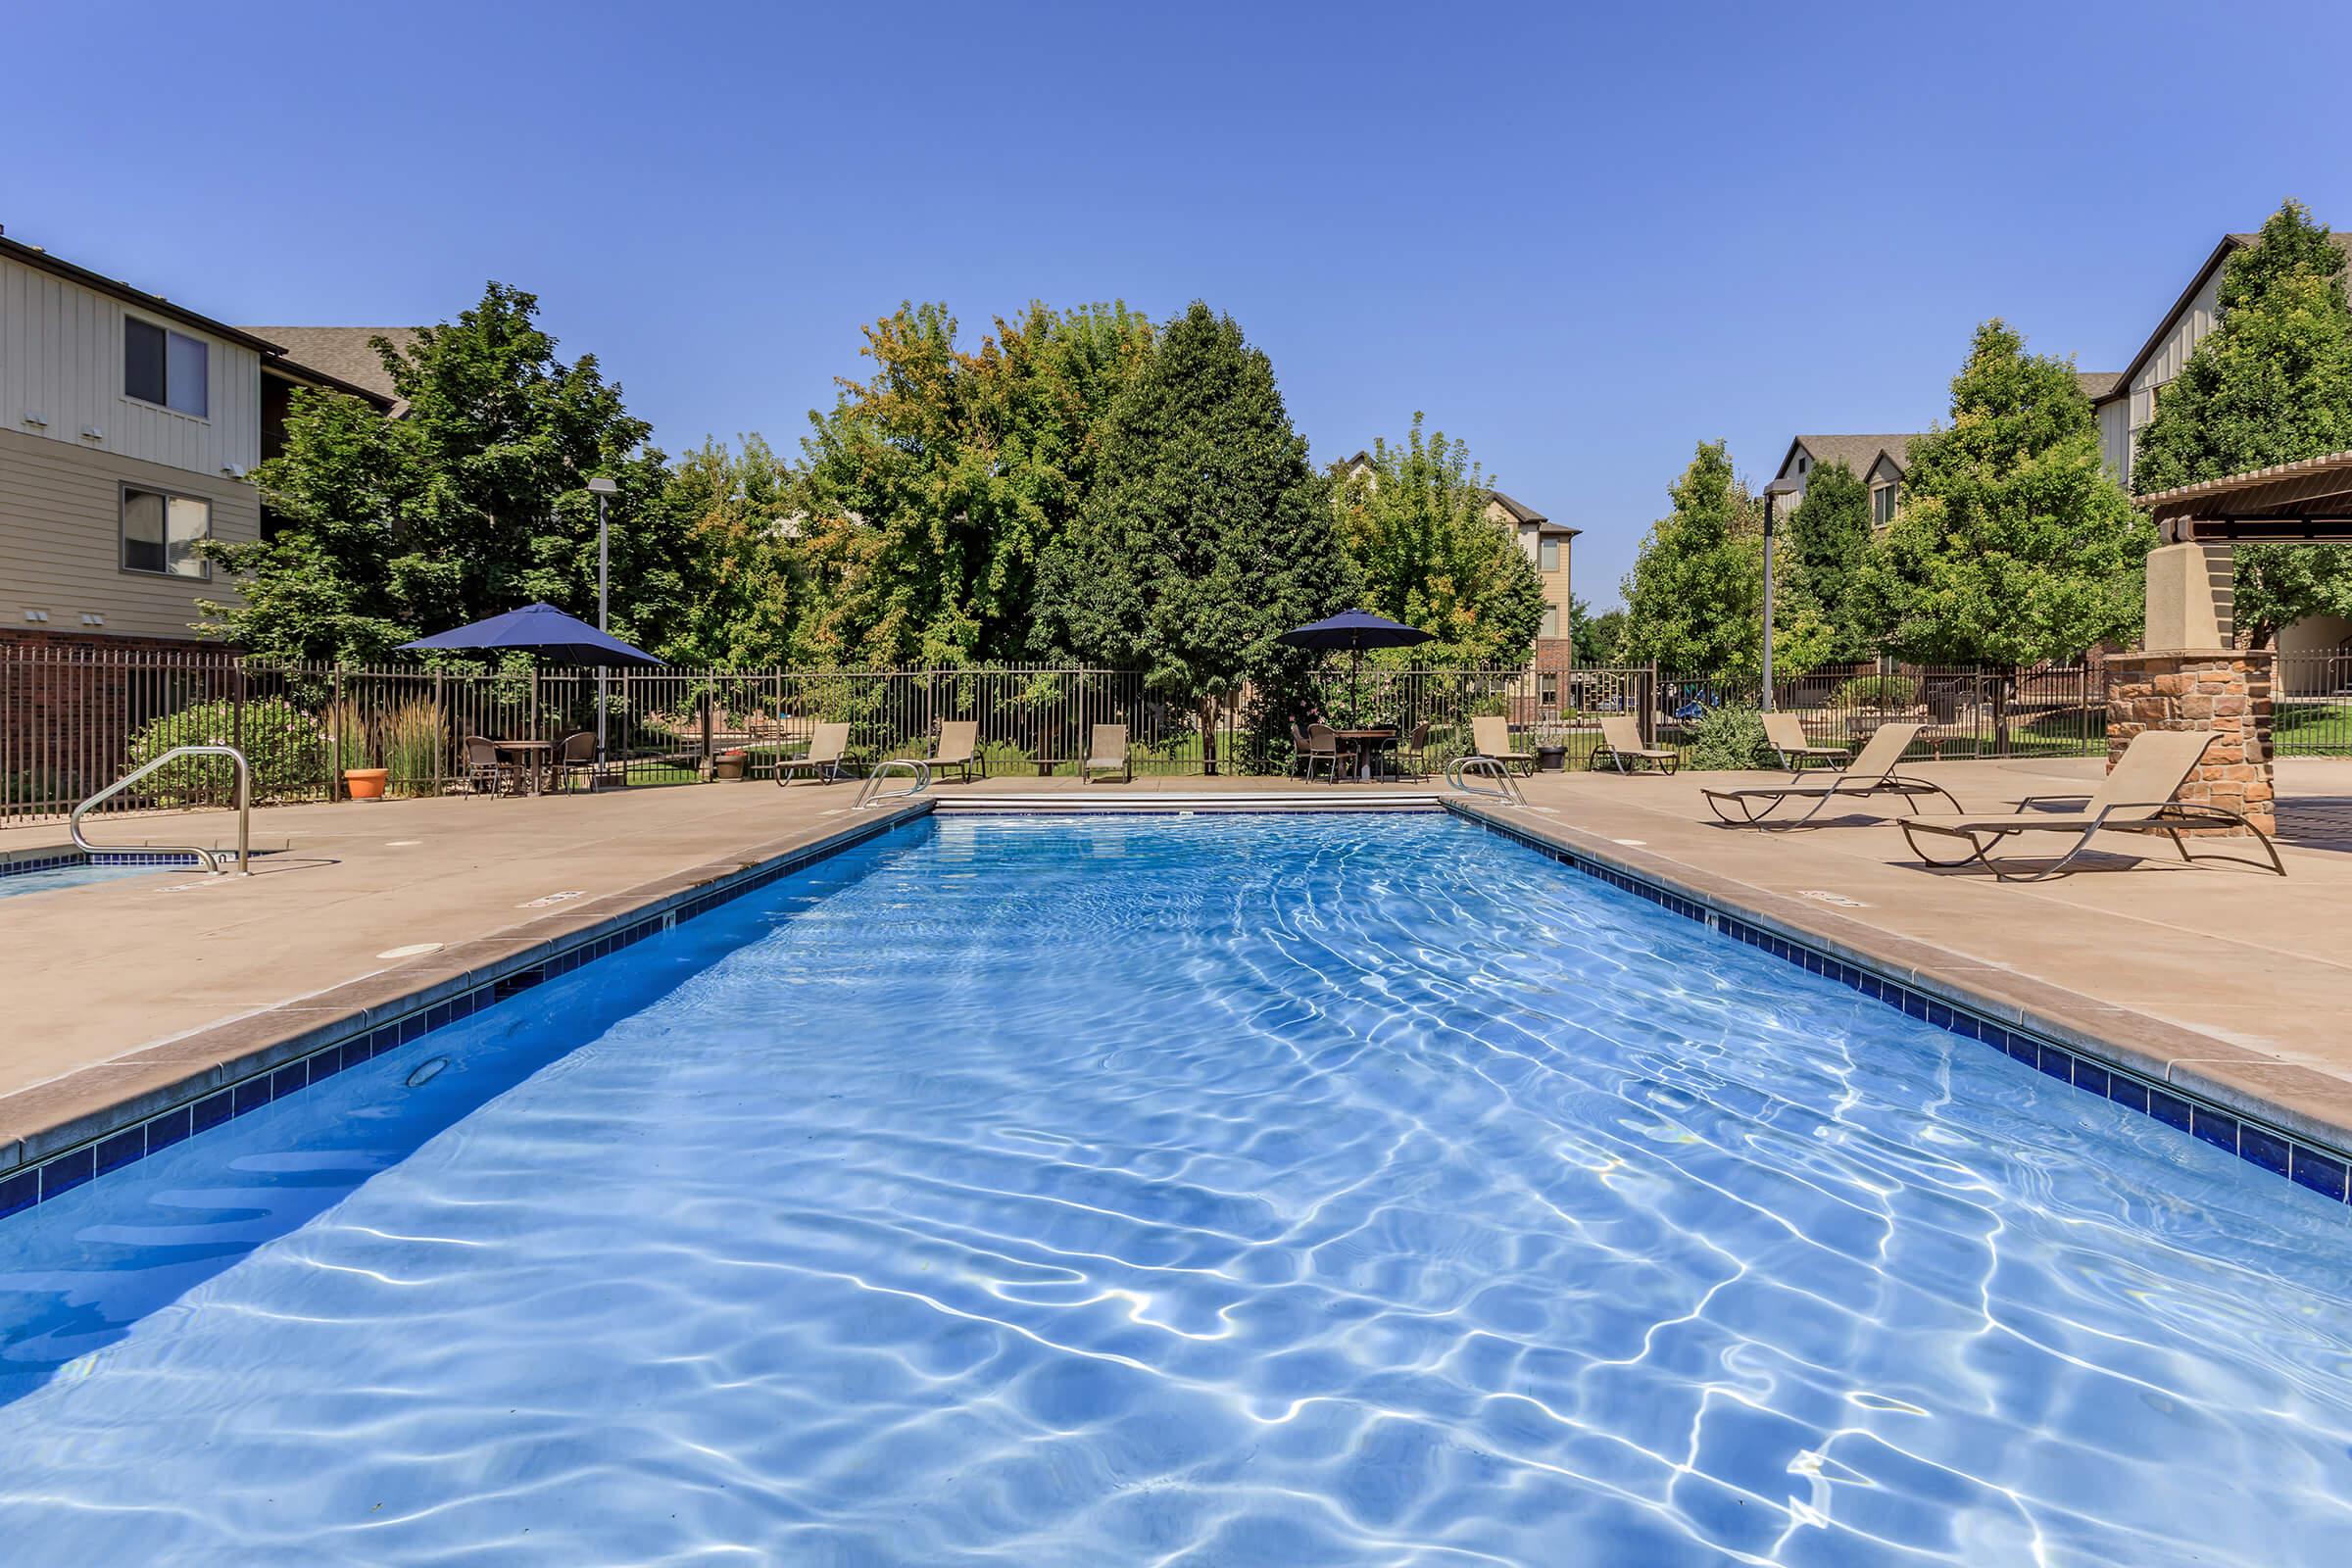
left=1, top=642, right=2120, bottom=827
left=2276, top=650, right=2352, bottom=756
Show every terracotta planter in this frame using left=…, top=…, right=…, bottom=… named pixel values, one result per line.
left=713, top=754, right=749, bottom=781
left=344, top=766, right=390, bottom=800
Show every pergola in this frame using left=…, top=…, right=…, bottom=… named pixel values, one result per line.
left=2139, top=448, right=2352, bottom=544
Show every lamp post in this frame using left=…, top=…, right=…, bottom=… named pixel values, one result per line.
left=586, top=476, right=619, bottom=775
left=1760, top=475, right=1804, bottom=713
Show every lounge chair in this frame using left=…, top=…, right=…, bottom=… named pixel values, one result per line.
left=1471, top=715, right=1536, bottom=777
left=1590, top=714, right=1678, bottom=775
left=1082, top=724, right=1131, bottom=783
left=1899, top=729, right=2285, bottom=881
left=774, top=721, right=852, bottom=787
left=1701, top=721, right=1957, bottom=826
left=1297, top=722, right=1343, bottom=782
left=929, top=720, right=983, bottom=783
left=1762, top=710, right=1847, bottom=771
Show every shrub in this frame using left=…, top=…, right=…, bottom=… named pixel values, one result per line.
left=1832, top=674, right=1917, bottom=710
left=321, top=698, right=371, bottom=772
left=383, top=699, right=449, bottom=795
left=125, top=697, right=326, bottom=805
left=1684, top=704, right=1773, bottom=771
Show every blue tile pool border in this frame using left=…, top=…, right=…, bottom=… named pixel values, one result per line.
left=1448, top=803, right=2352, bottom=1209
left=0, top=849, right=224, bottom=877
left=0, top=806, right=931, bottom=1226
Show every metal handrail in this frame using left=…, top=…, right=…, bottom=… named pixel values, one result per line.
left=71, top=744, right=252, bottom=875
left=854, top=758, right=931, bottom=810
left=1446, top=753, right=1527, bottom=807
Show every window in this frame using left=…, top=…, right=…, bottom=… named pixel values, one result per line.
left=1795, top=456, right=1809, bottom=475
left=1539, top=673, right=1559, bottom=707
left=1872, top=482, right=1898, bottom=528
left=123, top=317, right=209, bottom=416
left=1539, top=536, right=1560, bottom=573
left=122, top=486, right=211, bottom=577
left=1540, top=605, right=1560, bottom=639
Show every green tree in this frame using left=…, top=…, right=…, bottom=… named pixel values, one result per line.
left=1622, top=440, right=1827, bottom=679
left=791, top=300, right=1152, bottom=663
left=1037, top=302, right=1352, bottom=768
left=1568, top=595, right=1627, bottom=666
left=1330, top=414, right=1544, bottom=665
left=2132, top=199, right=2352, bottom=647
left=1781, top=459, right=1878, bottom=660
left=1857, top=320, right=2151, bottom=663
left=658, top=434, right=810, bottom=665
left=201, top=283, right=677, bottom=662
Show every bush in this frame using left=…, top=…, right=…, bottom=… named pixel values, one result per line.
left=125, top=697, right=326, bottom=805
left=1832, top=674, right=1917, bottom=710
left=1683, top=704, right=1773, bottom=771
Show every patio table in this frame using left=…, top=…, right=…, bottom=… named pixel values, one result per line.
left=493, top=739, right=554, bottom=795
left=1333, top=727, right=1398, bottom=781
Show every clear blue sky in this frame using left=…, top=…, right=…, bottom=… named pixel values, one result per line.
left=13, top=0, right=2352, bottom=607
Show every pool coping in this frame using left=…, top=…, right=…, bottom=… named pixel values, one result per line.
left=1446, top=799, right=2352, bottom=1203
left=0, top=800, right=938, bottom=1219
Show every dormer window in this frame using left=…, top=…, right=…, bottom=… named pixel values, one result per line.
left=1795, top=456, right=1809, bottom=475
left=1872, top=481, right=1898, bottom=528
left=124, top=317, right=209, bottom=417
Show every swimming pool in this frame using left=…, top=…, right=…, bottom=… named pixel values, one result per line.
left=0, top=859, right=172, bottom=898
left=2, top=812, right=2347, bottom=1563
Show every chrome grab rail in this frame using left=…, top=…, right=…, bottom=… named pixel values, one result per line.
left=854, top=758, right=931, bottom=810
left=71, top=744, right=252, bottom=875
left=1446, top=753, right=1526, bottom=808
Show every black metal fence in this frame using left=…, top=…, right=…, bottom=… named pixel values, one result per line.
left=2276, top=650, right=2352, bottom=757
left=2, top=642, right=2125, bottom=828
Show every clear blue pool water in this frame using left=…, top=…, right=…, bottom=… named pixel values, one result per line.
left=2, top=812, right=2349, bottom=1565
left=0, top=861, right=166, bottom=898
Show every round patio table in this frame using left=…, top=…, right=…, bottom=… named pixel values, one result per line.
left=1333, top=727, right=1398, bottom=780
left=493, top=739, right=554, bottom=795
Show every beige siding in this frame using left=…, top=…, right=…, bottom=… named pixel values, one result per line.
left=2121, top=266, right=2225, bottom=487
left=2096, top=396, right=2132, bottom=479
left=0, top=426, right=256, bottom=641
left=0, top=255, right=262, bottom=480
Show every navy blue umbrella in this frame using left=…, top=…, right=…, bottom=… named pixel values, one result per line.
left=396, top=602, right=663, bottom=666
left=1278, top=610, right=1433, bottom=712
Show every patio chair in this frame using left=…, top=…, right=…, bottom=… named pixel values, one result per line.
left=1470, top=715, right=1536, bottom=777
left=929, top=720, right=983, bottom=783
left=774, top=721, right=853, bottom=787
left=461, top=735, right=512, bottom=797
left=1701, top=721, right=1955, bottom=827
left=1395, top=720, right=1433, bottom=780
left=1298, top=722, right=1343, bottom=782
left=1762, top=711, right=1847, bottom=771
left=1898, top=729, right=2285, bottom=881
left=548, top=729, right=597, bottom=793
left=1590, top=715, right=1678, bottom=775
left=1082, top=724, right=1130, bottom=784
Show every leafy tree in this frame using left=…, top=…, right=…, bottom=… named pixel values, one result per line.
left=1329, top=414, right=1544, bottom=665
left=1857, top=320, right=2151, bottom=664
left=791, top=300, right=1152, bottom=663
left=1037, top=302, right=1351, bottom=768
left=1780, top=459, right=1878, bottom=660
left=1568, top=595, right=1627, bottom=666
left=1622, top=440, right=1828, bottom=679
left=2132, top=199, right=2352, bottom=647
left=201, top=283, right=677, bottom=662
left=658, top=434, right=810, bottom=665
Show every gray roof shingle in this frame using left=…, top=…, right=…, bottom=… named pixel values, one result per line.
left=243, top=326, right=418, bottom=415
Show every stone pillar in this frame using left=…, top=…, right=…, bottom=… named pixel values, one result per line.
left=2104, top=649, right=2276, bottom=836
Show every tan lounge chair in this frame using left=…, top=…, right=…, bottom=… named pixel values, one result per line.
left=1702, top=721, right=1957, bottom=827
left=930, top=720, right=983, bottom=783
left=1900, top=729, right=2284, bottom=881
left=1590, top=714, right=1677, bottom=775
left=774, top=721, right=852, bottom=786
left=1471, top=715, right=1536, bottom=777
left=1762, top=710, right=1847, bottom=771
left=1082, top=724, right=1130, bottom=784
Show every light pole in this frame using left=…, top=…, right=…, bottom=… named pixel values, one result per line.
left=586, top=475, right=619, bottom=776
left=1760, top=475, right=1804, bottom=713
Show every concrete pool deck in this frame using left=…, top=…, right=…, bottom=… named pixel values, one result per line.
left=4, top=757, right=2350, bottom=1174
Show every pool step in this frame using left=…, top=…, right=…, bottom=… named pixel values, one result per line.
left=933, top=790, right=1446, bottom=813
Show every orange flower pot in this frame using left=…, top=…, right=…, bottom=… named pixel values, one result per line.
left=344, top=767, right=390, bottom=800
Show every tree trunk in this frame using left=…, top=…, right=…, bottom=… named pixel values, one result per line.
left=1200, top=696, right=1220, bottom=776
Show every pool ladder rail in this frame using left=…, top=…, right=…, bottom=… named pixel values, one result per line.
left=1446, top=753, right=1528, bottom=808
left=855, top=758, right=931, bottom=810
left=71, top=744, right=253, bottom=875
